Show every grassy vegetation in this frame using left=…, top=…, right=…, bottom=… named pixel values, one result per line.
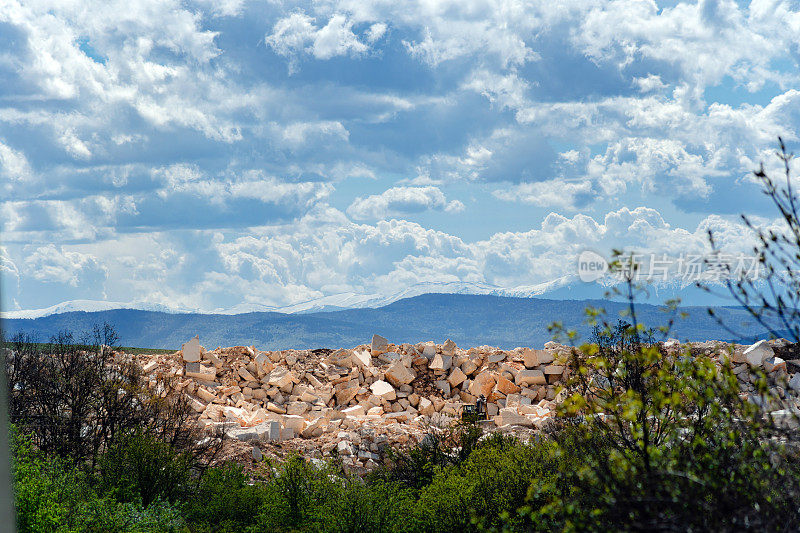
left=0, top=340, right=174, bottom=356
left=117, top=346, right=175, bottom=355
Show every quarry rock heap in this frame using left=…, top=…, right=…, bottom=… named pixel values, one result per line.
left=133, top=335, right=800, bottom=472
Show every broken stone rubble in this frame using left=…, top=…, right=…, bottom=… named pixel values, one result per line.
left=125, top=336, right=800, bottom=472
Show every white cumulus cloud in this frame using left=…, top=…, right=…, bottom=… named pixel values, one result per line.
left=347, top=186, right=464, bottom=221
left=266, top=12, right=376, bottom=71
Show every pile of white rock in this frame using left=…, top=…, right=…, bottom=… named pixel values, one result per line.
left=136, top=334, right=572, bottom=469
left=133, top=335, right=800, bottom=470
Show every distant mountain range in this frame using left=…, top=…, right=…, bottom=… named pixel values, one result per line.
left=0, top=293, right=777, bottom=351
left=1, top=278, right=739, bottom=320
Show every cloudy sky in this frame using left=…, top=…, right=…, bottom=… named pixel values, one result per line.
left=1, top=0, right=799, bottom=312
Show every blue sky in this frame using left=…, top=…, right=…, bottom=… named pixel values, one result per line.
left=1, top=0, right=800, bottom=312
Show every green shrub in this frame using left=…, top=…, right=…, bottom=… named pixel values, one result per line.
left=316, top=478, right=415, bottom=533
left=415, top=434, right=555, bottom=533
left=98, top=431, right=195, bottom=507
left=78, top=499, right=185, bottom=533
left=13, top=427, right=93, bottom=532
left=12, top=427, right=184, bottom=532
left=521, top=305, right=800, bottom=532
left=255, top=455, right=341, bottom=532
left=184, top=462, right=266, bottom=532
left=372, top=419, right=486, bottom=491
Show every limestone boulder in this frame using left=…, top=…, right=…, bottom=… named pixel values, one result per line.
left=181, top=335, right=201, bottom=363
left=186, top=365, right=216, bottom=381
left=764, top=356, right=786, bottom=373
left=495, top=376, right=521, bottom=395
left=744, top=340, right=774, bottom=366
left=421, top=342, right=437, bottom=358
left=299, top=388, right=319, bottom=403
left=196, top=387, right=216, bottom=403
left=142, top=360, right=158, bottom=374
left=267, top=402, right=286, bottom=414
left=515, top=369, right=546, bottom=387
left=352, top=350, right=372, bottom=369
left=522, top=348, right=539, bottom=369
left=731, top=346, right=748, bottom=364
left=371, top=334, right=389, bottom=356
left=495, top=408, right=534, bottom=427
left=461, top=359, right=479, bottom=375
left=237, top=420, right=280, bottom=442
left=187, top=395, right=205, bottom=413
left=505, top=393, right=531, bottom=408
left=442, top=339, right=457, bottom=356
left=769, top=409, right=800, bottom=430
left=203, top=350, right=223, bottom=368
left=335, top=386, right=360, bottom=405
left=370, top=380, right=397, bottom=401
left=268, top=367, right=297, bottom=388
left=544, top=365, right=565, bottom=375
left=226, top=426, right=261, bottom=442
left=468, top=372, right=496, bottom=397
left=385, top=360, right=415, bottom=387
left=328, top=349, right=354, bottom=368
left=487, top=353, right=506, bottom=364
left=342, top=405, right=366, bottom=417
left=238, top=367, right=256, bottom=382
left=418, top=397, right=435, bottom=415
left=254, top=352, right=274, bottom=375
left=337, top=440, right=355, bottom=456
left=429, top=353, right=452, bottom=372
left=301, top=418, right=325, bottom=438
left=262, top=420, right=282, bottom=442
left=447, top=367, right=467, bottom=388
left=282, top=414, right=306, bottom=434
left=286, top=401, right=309, bottom=416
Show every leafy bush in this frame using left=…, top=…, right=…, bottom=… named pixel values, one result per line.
left=415, top=433, right=554, bottom=533
left=98, top=431, right=195, bottom=507
left=255, top=454, right=342, bottom=531
left=522, top=302, right=800, bottom=531
left=372, top=419, right=484, bottom=491
left=12, top=427, right=184, bottom=532
left=183, top=462, right=266, bottom=532
left=316, top=478, right=415, bottom=533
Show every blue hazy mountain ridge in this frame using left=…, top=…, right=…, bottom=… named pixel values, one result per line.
left=0, top=293, right=776, bottom=351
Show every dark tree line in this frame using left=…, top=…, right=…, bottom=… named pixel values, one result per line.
left=3, top=323, right=218, bottom=469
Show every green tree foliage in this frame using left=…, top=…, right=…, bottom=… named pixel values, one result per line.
left=522, top=302, right=800, bottom=531
left=256, top=454, right=343, bottom=531
left=315, top=477, right=414, bottom=533
left=12, top=427, right=184, bottom=532
left=98, top=431, right=195, bottom=507
left=415, top=433, right=555, bottom=533
left=183, top=463, right=267, bottom=532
